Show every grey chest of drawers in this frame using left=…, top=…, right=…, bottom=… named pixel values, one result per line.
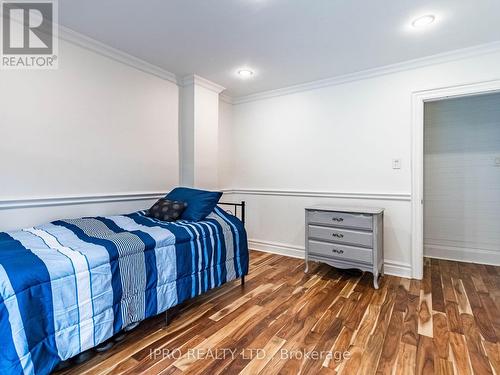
left=305, top=205, right=384, bottom=289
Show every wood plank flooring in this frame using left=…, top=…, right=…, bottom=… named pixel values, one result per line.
left=57, top=251, right=500, bottom=375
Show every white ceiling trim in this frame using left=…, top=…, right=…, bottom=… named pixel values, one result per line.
left=59, top=25, right=179, bottom=84
left=181, top=74, right=226, bottom=94
left=219, top=93, right=234, bottom=104
left=230, top=41, right=500, bottom=105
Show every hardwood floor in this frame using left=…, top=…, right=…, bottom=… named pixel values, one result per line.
left=57, top=251, right=500, bottom=375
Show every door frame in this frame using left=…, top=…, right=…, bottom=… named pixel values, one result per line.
left=410, top=79, right=500, bottom=279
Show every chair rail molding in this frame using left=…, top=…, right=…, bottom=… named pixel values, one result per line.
left=222, top=188, right=411, bottom=201
left=0, top=192, right=165, bottom=210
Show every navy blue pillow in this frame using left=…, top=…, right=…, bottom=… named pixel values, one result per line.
left=165, top=187, right=222, bottom=221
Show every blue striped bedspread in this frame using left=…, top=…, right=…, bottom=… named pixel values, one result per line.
left=0, top=206, right=248, bottom=375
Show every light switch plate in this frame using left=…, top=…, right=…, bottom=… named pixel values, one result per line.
left=495, top=156, right=500, bottom=166
left=392, top=159, right=401, bottom=169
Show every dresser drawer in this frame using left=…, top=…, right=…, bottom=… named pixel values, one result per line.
left=308, top=225, right=373, bottom=248
left=308, top=210, right=372, bottom=230
left=308, top=240, right=373, bottom=264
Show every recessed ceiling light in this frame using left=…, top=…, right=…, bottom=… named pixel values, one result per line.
left=411, top=14, right=436, bottom=28
left=237, top=69, right=254, bottom=78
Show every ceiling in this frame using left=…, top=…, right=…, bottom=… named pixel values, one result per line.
left=59, top=0, right=500, bottom=97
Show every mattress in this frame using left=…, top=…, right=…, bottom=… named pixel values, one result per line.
left=0, top=206, right=248, bottom=374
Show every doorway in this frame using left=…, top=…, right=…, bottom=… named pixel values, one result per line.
left=423, top=92, right=500, bottom=265
left=411, top=80, right=500, bottom=280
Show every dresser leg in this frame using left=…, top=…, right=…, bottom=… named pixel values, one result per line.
left=373, top=274, right=379, bottom=289
left=304, top=260, right=309, bottom=273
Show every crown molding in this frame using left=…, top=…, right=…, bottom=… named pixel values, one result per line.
left=221, top=188, right=411, bottom=201
left=0, top=192, right=165, bottom=210
left=181, top=74, right=226, bottom=94
left=58, top=25, right=179, bottom=84
left=219, top=93, right=234, bottom=104
left=229, top=41, right=500, bottom=105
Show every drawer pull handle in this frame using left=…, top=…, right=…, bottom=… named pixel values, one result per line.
left=332, top=217, right=344, bottom=222
left=332, top=249, right=344, bottom=254
left=332, top=233, right=344, bottom=238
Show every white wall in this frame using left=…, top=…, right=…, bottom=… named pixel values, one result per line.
left=424, top=92, right=500, bottom=265
left=179, top=77, right=223, bottom=190
left=0, top=38, right=179, bottom=231
left=180, top=83, right=195, bottom=187
left=218, top=99, right=234, bottom=188
left=193, top=85, right=220, bottom=189
left=222, top=49, right=500, bottom=277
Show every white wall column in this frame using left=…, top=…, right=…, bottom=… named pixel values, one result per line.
left=179, top=75, right=225, bottom=189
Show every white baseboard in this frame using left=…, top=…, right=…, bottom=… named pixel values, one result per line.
left=425, top=244, right=500, bottom=266
left=248, top=239, right=304, bottom=259
left=383, top=260, right=413, bottom=279
left=248, top=238, right=413, bottom=278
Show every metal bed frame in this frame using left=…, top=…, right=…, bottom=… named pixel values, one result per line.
left=218, top=201, right=246, bottom=227
left=165, top=200, right=247, bottom=326
left=56, top=201, right=249, bottom=368
left=219, top=201, right=246, bottom=283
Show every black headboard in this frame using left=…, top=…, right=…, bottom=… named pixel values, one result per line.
left=218, top=201, right=246, bottom=226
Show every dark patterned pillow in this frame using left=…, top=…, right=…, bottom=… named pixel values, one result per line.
left=146, top=199, right=187, bottom=222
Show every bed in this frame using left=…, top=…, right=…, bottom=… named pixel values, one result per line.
left=0, top=203, right=248, bottom=375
